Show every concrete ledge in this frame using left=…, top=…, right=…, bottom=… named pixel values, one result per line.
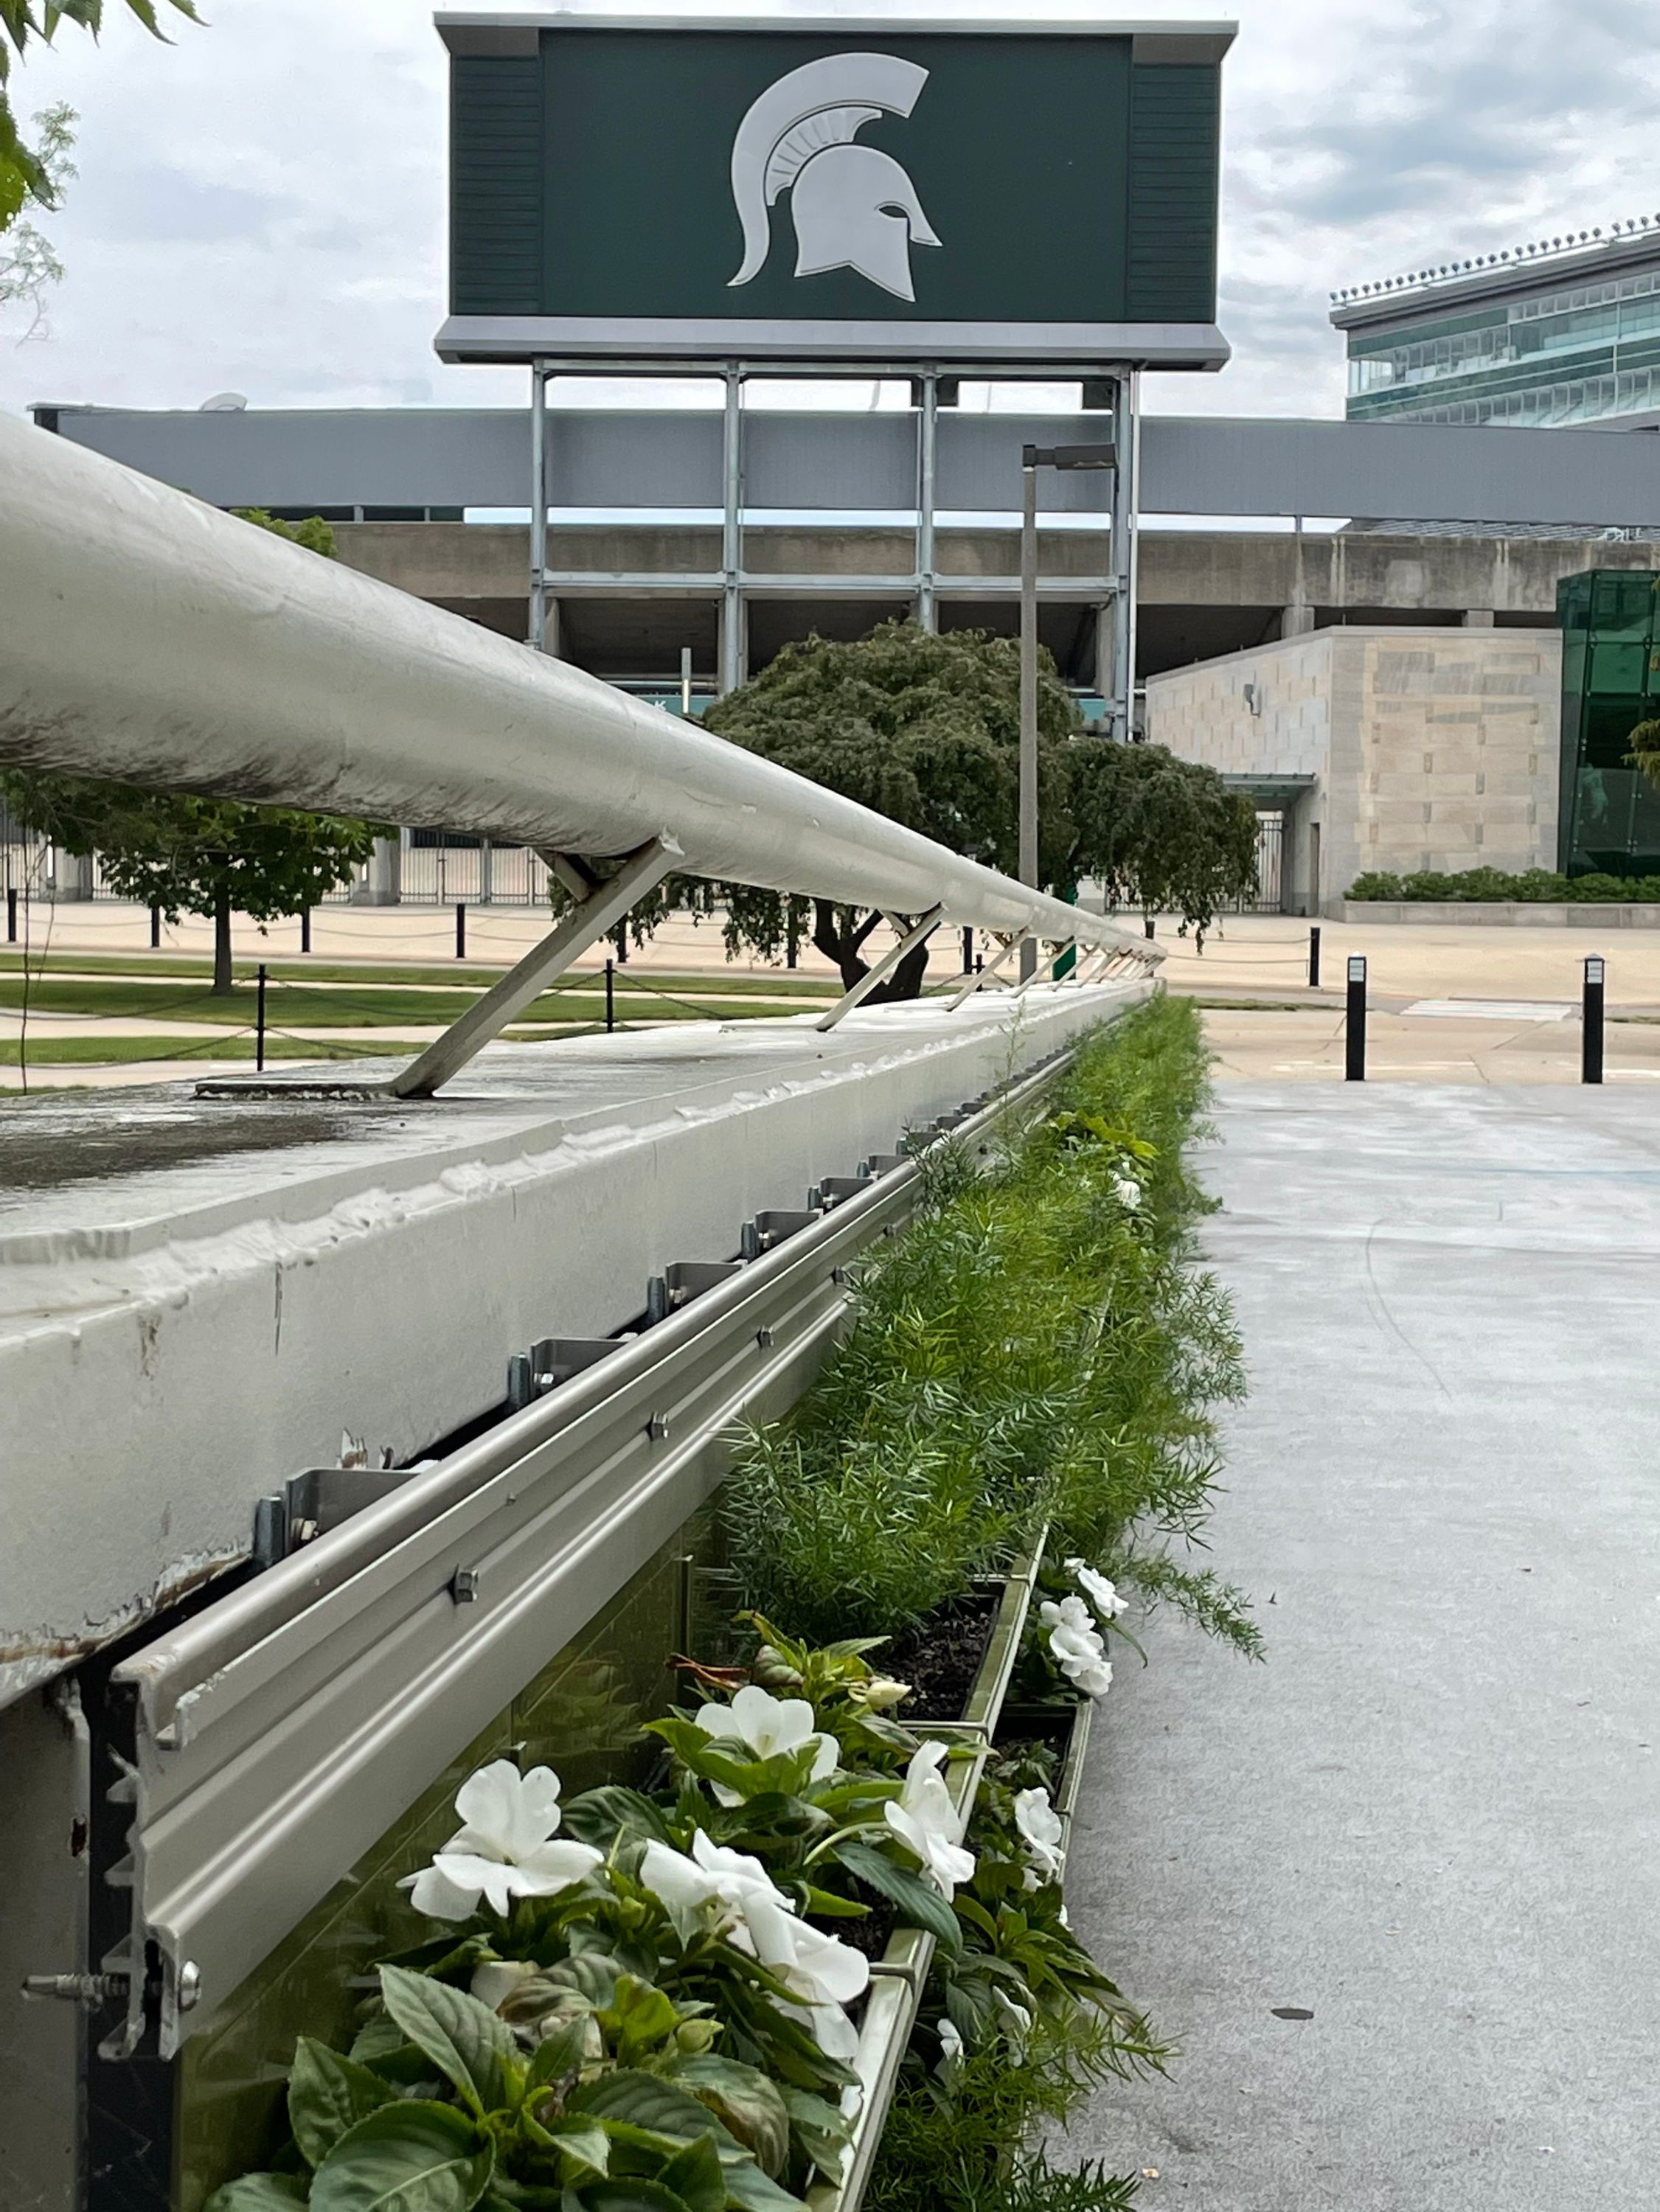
left=1336, top=900, right=1660, bottom=928
left=0, top=987, right=1142, bottom=1706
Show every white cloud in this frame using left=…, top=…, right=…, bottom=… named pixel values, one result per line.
left=4, top=0, right=1658, bottom=422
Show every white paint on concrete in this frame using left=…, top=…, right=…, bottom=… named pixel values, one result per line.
left=0, top=986, right=1139, bottom=1706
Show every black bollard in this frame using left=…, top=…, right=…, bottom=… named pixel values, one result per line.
left=605, top=957, right=615, bottom=1032
left=455, top=902, right=467, bottom=960
left=1345, top=955, right=1366, bottom=1082
left=255, top=962, right=268, bottom=1073
left=962, top=925, right=974, bottom=975
left=6, top=887, right=16, bottom=943
left=1583, top=955, right=1605, bottom=1085
left=300, top=907, right=311, bottom=955
left=1308, top=925, right=1322, bottom=989
left=150, top=903, right=162, bottom=949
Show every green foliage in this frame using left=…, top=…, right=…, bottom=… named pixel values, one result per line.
left=1347, top=864, right=1660, bottom=903
left=723, top=998, right=1255, bottom=1651
left=0, top=98, right=69, bottom=318
left=235, top=507, right=340, bottom=560
left=1068, top=739, right=1259, bottom=943
left=1, top=1, right=198, bottom=226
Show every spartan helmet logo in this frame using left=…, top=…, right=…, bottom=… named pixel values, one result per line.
left=728, top=52, right=940, bottom=302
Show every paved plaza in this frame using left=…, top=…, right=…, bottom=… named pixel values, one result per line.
left=1068, top=1082, right=1660, bottom=2208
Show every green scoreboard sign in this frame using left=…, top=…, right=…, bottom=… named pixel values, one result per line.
left=436, top=15, right=1231, bottom=368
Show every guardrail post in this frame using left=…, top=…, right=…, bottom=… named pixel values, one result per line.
left=455, top=901, right=466, bottom=960
left=1308, top=925, right=1321, bottom=989
left=1583, top=955, right=1605, bottom=1085
left=1345, top=954, right=1366, bottom=1082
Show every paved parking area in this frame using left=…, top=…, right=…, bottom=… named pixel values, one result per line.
left=1066, top=1082, right=1660, bottom=2210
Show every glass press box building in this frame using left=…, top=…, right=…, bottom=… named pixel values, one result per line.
left=1330, top=220, right=1660, bottom=427
left=1557, top=570, right=1660, bottom=880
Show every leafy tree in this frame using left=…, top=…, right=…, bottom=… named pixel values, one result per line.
left=698, top=621, right=1257, bottom=994
left=0, top=98, right=69, bottom=331
left=1, top=512, right=389, bottom=991
left=700, top=621, right=1077, bottom=998
left=1066, top=740, right=1259, bottom=945
left=1, top=1, right=198, bottom=229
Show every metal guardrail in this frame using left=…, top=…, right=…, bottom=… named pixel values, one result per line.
left=97, top=1043, right=1091, bottom=2065
left=0, top=414, right=1159, bottom=970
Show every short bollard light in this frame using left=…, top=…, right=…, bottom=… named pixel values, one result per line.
left=1583, top=956, right=1605, bottom=1086
left=1308, top=925, right=1322, bottom=990
left=1345, top=955, right=1367, bottom=1082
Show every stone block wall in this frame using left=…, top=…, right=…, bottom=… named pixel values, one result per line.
left=1145, top=625, right=1561, bottom=910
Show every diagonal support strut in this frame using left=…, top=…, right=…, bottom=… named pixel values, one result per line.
left=816, top=905, right=944, bottom=1032
left=386, top=835, right=680, bottom=1097
left=948, top=929, right=1029, bottom=1012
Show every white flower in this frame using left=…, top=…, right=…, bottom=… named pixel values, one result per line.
left=1066, top=1557, right=1129, bottom=1623
left=403, top=1761, right=603, bottom=1921
left=1013, top=1787, right=1064, bottom=1882
left=1111, top=1172, right=1142, bottom=1209
left=993, top=1989, right=1033, bottom=2051
left=469, top=1959, right=539, bottom=2011
left=639, top=1832, right=869, bottom=2014
left=849, top=1676, right=911, bottom=1712
left=884, top=1741, right=977, bottom=1899
left=693, top=1684, right=838, bottom=1805
left=1039, top=1599, right=1114, bottom=1701
left=936, top=2017, right=965, bottom=2077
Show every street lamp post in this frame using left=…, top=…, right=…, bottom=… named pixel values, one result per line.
left=1018, top=441, right=1116, bottom=979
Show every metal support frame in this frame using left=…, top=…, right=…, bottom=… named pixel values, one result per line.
left=1108, top=366, right=1141, bottom=742
left=948, top=928, right=1028, bottom=1011
left=1010, top=936, right=1076, bottom=998
left=529, top=361, right=549, bottom=653
left=916, top=369, right=938, bottom=632
left=817, top=905, right=943, bottom=1032
left=386, top=838, right=678, bottom=1097
left=1018, top=459, right=1040, bottom=980
left=720, top=365, right=745, bottom=693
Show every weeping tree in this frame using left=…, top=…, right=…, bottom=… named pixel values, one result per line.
left=0, top=512, right=389, bottom=990
left=1066, top=739, right=1260, bottom=945
left=697, top=621, right=1077, bottom=999
left=689, top=621, right=1258, bottom=994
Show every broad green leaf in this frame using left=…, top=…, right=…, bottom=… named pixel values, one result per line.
left=572, top=2185, right=692, bottom=2212
left=836, top=1842, right=962, bottom=1953
left=655, top=2138, right=724, bottom=2212
left=569, top=2071, right=729, bottom=2146
left=778, top=2087, right=853, bottom=2184
left=718, top=2163, right=809, bottom=2212
left=602, top=1977, right=681, bottom=2059
left=290, top=2039, right=397, bottom=2169
left=204, top=2177, right=310, bottom=2212
left=310, top=2102, right=493, bottom=2212
left=671, top=2057, right=789, bottom=2177
left=524, top=2016, right=594, bottom=2098
left=378, top=1966, right=519, bottom=2114
left=544, top=1953, right=621, bottom=2008
left=541, top=2117, right=611, bottom=2176
left=560, top=1787, right=671, bottom=1850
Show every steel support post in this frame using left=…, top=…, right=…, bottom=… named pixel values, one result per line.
left=916, top=369, right=938, bottom=632
left=817, top=906, right=943, bottom=1032
left=1108, top=367, right=1140, bottom=742
left=720, top=366, right=745, bottom=694
left=529, top=362, right=549, bottom=653
left=1018, top=460, right=1039, bottom=979
left=948, top=930, right=1029, bottom=1010
left=386, top=838, right=679, bottom=1098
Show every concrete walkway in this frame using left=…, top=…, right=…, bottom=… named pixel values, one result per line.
left=1068, top=1082, right=1660, bottom=2210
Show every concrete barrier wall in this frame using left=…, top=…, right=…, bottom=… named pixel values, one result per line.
left=1336, top=900, right=1660, bottom=927
left=0, top=989, right=1140, bottom=1710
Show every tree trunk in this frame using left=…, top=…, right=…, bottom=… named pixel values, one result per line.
left=811, top=900, right=931, bottom=1003
left=212, top=886, right=234, bottom=994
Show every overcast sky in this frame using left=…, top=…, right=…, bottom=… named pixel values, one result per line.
left=2, top=0, right=1656, bottom=422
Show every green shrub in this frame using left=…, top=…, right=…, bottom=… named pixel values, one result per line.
left=1347, top=865, right=1660, bottom=903
left=723, top=998, right=1255, bottom=1654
